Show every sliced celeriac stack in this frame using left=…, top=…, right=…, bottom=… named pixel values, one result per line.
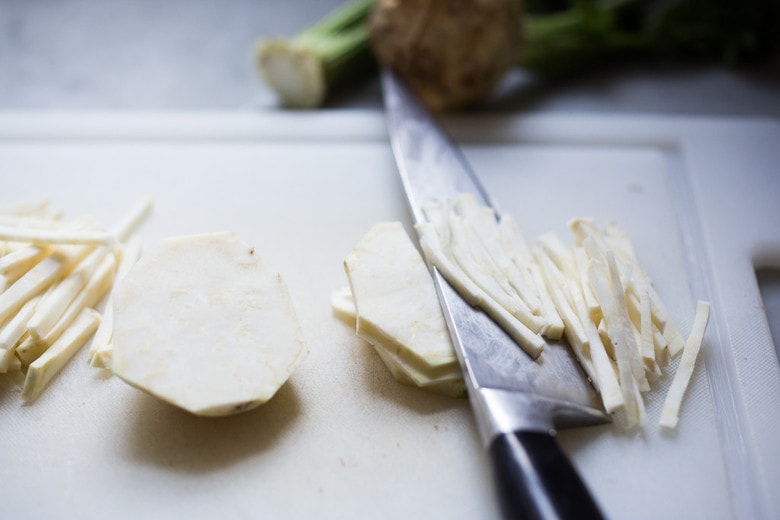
left=338, top=222, right=464, bottom=397
left=336, top=194, right=709, bottom=429
left=111, top=232, right=308, bottom=416
left=0, top=197, right=153, bottom=402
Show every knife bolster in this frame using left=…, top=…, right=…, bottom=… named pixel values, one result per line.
left=472, top=388, right=554, bottom=446
left=471, top=388, right=610, bottom=447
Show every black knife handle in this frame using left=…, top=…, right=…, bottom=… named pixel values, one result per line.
left=488, top=431, right=606, bottom=520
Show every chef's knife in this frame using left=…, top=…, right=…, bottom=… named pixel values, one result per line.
left=381, top=69, right=610, bottom=520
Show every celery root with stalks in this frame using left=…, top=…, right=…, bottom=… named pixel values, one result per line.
left=256, top=0, right=374, bottom=108
left=256, top=0, right=780, bottom=111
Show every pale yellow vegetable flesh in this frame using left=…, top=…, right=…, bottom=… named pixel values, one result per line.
left=22, top=308, right=101, bottom=402
left=333, top=284, right=465, bottom=397
left=256, top=40, right=327, bottom=109
left=88, top=234, right=144, bottom=369
left=338, top=195, right=709, bottom=430
left=111, top=232, right=307, bottom=417
left=660, top=301, right=711, bottom=429
left=345, top=222, right=459, bottom=372
left=0, top=197, right=151, bottom=402
left=342, top=222, right=464, bottom=397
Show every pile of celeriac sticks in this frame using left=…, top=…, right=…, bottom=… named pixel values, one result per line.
left=0, top=197, right=152, bottom=402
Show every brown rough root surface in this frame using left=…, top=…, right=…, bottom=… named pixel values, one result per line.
left=369, top=0, right=523, bottom=111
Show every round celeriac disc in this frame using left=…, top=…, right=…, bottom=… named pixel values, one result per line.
left=111, top=232, right=306, bottom=416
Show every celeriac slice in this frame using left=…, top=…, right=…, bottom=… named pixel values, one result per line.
left=0, top=346, right=20, bottom=373
left=0, top=295, right=39, bottom=351
left=111, top=196, right=153, bottom=243
left=448, top=215, right=543, bottom=332
left=416, top=222, right=480, bottom=307
left=660, top=301, right=710, bottom=429
left=26, top=246, right=109, bottom=339
left=638, top=279, right=659, bottom=374
left=0, top=245, right=51, bottom=279
left=88, top=235, right=144, bottom=368
left=86, top=299, right=114, bottom=368
left=22, top=307, right=101, bottom=402
left=16, top=253, right=117, bottom=365
left=0, top=226, right=115, bottom=246
left=449, top=196, right=543, bottom=325
left=583, top=237, right=649, bottom=388
left=453, top=195, right=540, bottom=314
left=0, top=245, right=92, bottom=324
left=654, top=327, right=670, bottom=367
left=370, top=342, right=466, bottom=397
left=576, top=218, right=678, bottom=339
left=568, top=277, right=624, bottom=413
left=497, top=212, right=537, bottom=304
left=605, top=251, right=649, bottom=392
left=416, top=223, right=545, bottom=358
left=528, top=263, right=564, bottom=339
left=330, top=285, right=357, bottom=327
left=573, top=247, right=600, bottom=322
left=0, top=296, right=40, bottom=372
left=111, top=232, right=306, bottom=417
left=15, top=335, right=46, bottom=366
left=588, top=257, right=646, bottom=428
left=539, top=233, right=576, bottom=276
left=534, top=248, right=588, bottom=348
left=345, top=222, right=458, bottom=374
left=330, top=285, right=463, bottom=395
left=663, top=321, right=687, bottom=357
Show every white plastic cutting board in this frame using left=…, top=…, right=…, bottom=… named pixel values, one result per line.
left=0, top=112, right=778, bottom=520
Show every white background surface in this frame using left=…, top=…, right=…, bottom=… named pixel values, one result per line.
left=1, top=1, right=779, bottom=518
left=0, top=113, right=778, bottom=520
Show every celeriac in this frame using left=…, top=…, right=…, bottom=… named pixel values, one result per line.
left=88, top=234, right=144, bottom=368
left=343, top=222, right=463, bottom=395
left=111, top=232, right=307, bottom=417
left=332, top=288, right=464, bottom=397
left=340, top=195, right=710, bottom=429
left=22, top=308, right=101, bottom=402
left=0, top=197, right=151, bottom=401
left=660, top=301, right=710, bottom=429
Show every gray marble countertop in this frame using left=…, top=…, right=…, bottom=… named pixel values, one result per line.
left=2, top=0, right=780, bottom=117
left=2, top=0, right=779, bottom=348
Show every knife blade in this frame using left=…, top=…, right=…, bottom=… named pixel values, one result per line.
left=380, top=68, right=610, bottom=520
